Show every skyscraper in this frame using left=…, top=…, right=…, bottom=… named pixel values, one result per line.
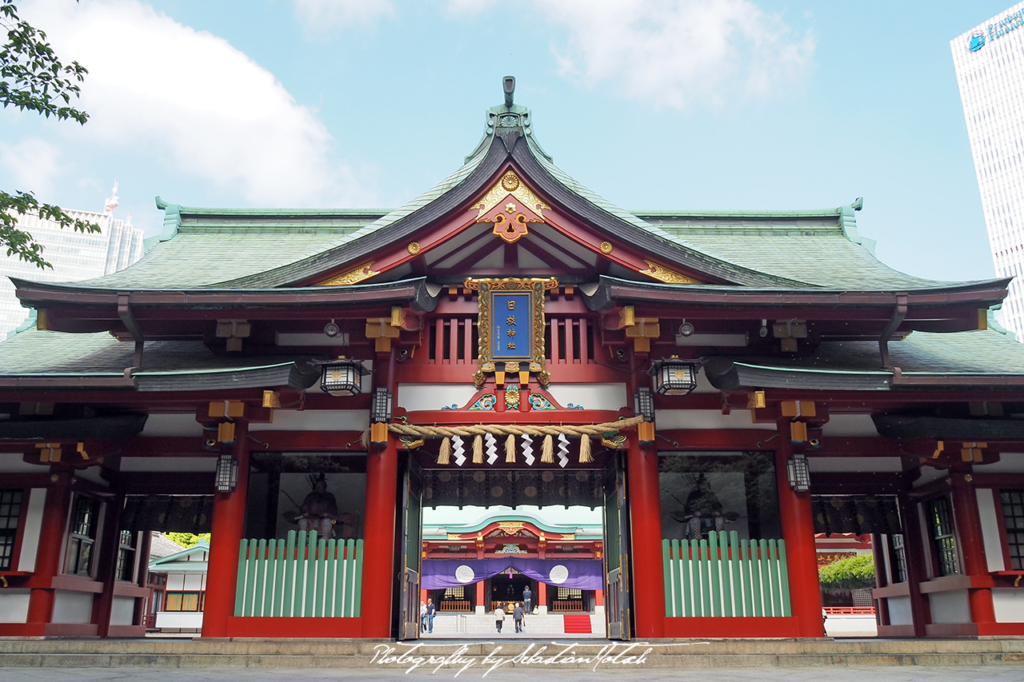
left=0, top=185, right=144, bottom=337
left=952, top=2, right=1024, bottom=339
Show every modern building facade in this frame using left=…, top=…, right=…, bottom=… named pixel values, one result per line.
left=0, top=202, right=144, bottom=338
left=952, top=2, right=1024, bottom=339
left=1, top=80, right=1024, bottom=642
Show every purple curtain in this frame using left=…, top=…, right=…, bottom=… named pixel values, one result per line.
left=421, top=557, right=603, bottom=590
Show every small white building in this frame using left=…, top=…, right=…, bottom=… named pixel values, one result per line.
left=147, top=539, right=209, bottom=634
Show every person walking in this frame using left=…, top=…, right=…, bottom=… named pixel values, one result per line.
left=495, top=605, right=505, bottom=633
left=513, top=602, right=524, bottom=633
left=522, top=586, right=532, bottom=613
left=426, top=598, right=436, bottom=634
left=420, top=601, right=427, bottom=633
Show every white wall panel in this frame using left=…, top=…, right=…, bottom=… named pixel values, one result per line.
left=548, top=383, right=627, bottom=412
left=928, top=590, right=971, bottom=623
left=976, top=488, right=1006, bottom=572
left=808, top=457, right=902, bottom=473
left=155, top=612, right=203, bottom=629
left=110, top=596, right=135, bottom=626
left=0, top=452, right=42, bottom=473
left=16, top=488, right=45, bottom=572
left=183, top=573, right=204, bottom=591
left=142, top=414, right=203, bottom=437
left=249, top=410, right=368, bottom=432
left=974, top=452, right=1024, bottom=474
left=398, top=384, right=480, bottom=411
left=655, top=409, right=774, bottom=431
left=0, top=590, right=30, bottom=623
left=886, top=595, right=913, bottom=626
left=993, top=588, right=1024, bottom=622
left=820, top=415, right=878, bottom=437
left=51, top=591, right=94, bottom=624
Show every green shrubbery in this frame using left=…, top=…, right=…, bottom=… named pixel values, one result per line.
left=818, top=553, right=875, bottom=592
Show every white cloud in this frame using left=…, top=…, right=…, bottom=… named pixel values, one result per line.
left=20, top=0, right=366, bottom=207
left=292, top=0, right=394, bottom=35
left=540, top=0, right=814, bottom=110
left=0, top=138, right=63, bottom=199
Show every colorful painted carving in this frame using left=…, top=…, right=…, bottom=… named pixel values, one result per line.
left=529, top=393, right=556, bottom=410
left=469, top=394, right=497, bottom=411
left=474, top=170, right=551, bottom=244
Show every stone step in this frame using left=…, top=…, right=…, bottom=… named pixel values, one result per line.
left=1, top=638, right=1023, bottom=669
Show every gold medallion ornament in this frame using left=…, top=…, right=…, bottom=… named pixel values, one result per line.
left=407, top=242, right=421, bottom=255
left=474, top=171, right=551, bottom=244
left=639, top=259, right=701, bottom=284
left=600, top=241, right=613, bottom=254
left=317, top=261, right=381, bottom=286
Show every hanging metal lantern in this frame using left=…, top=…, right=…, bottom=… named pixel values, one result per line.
left=371, top=387, right=393, bottom=424
left=787, top=454, right=811, bottom=492
left=649, top=357, right=700, bottom=395
left=215, top=455, right=238, bottom=493
left=319, top=358, right=367, bottom=396
left=633, top=387, right=655, bottom=422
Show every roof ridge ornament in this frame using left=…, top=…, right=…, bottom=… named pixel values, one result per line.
left=503, top=75, right=515, bottom=108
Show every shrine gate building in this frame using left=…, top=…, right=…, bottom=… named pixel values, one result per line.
left=2, top=78, right=1024, bottom=640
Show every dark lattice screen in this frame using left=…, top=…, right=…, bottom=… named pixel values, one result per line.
left=1000, top=489, right=1024, bottom=570
left=420, top=469, right=603, bottom=508
left=929, top=497, right=959, bottom=576
left=0, top=490, right=23, bottom=571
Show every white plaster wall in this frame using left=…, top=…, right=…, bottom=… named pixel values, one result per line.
left=976, top=488, right=1006, bottom=572
left=398, top=384, right=480, bottom=411
left=165, top=574, right=184, bottom=591
left=993, top=588, right=1024, bottom=622
left=548, top=383, right=627, bottom=411
left=692, top=372, right=719, bottom=394
left=0, top=452, right=42, bottom=473
left=74, top=468, right=108, bottom=485
left=913, top=467, right=947, bottom=488
left=820, top=415, right=879, bottom=437
left=928, top=590, right=972, bottom=623
left=155, top=612, right=203, bottom=629
left=886, top=595, right=913, bottom=626
left=120, top=457, right=216, bottom=473
left=974, top=452, right=1024, bottom=473
left=110, top=596, right=135, bottom=626
left=142, top=414, right=203, bottom=437
left=249, top=410, right=368, bottom=432
left=655, top=409, right=774, bottom=431
left=824, top=614, right=878, bottom=637
left=183, top=574, right=204, bottom=591
left=0, top=590, right=30, bottom=623
left=51, top=591, right=94, bottom=624
left=808, top=457, right=902, bottom=473
left=17, top=488, right=45, bottom=572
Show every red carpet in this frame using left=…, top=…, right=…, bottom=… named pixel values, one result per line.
left=563, top=614, right=592, bottom=634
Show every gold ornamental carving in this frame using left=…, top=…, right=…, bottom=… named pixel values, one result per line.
left=600, top=241, right=613, bottom=254
left=476, top=171, right=550, bottom=220
left=639, top=259, right=701, bottom=285
left=475, top=171, right=550, bottom=244
left=317, top=261, right=381, bottom=287
left=407, top=242, right=421, bottom=255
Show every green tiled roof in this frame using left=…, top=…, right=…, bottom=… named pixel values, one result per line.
left=0, top=328, right=306, bottom=376
left=35, top=97, right=963, bottom=293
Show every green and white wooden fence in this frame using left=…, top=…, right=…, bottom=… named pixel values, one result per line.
left=662, top=531, right=791, bottom=618
left=234, top=530, right=363, bottom=618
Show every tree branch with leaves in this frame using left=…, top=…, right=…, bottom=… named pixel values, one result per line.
left=1, top=0, right=98, bottom=269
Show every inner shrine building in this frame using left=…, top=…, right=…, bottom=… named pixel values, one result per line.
left=3, top=77, right=1024, bottom=640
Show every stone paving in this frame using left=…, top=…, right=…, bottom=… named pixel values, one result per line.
left=3, top=665, right=1024, bottom=681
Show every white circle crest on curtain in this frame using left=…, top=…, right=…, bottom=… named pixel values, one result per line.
left=549, top=564, right=569, bottom=584
left=455, top=565, right=476, bottom=584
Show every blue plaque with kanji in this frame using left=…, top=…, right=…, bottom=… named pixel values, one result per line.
left=493, top=292, right=531, bottom=360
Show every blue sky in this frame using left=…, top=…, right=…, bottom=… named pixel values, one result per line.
left=0, top=1, right=1016, bottom=282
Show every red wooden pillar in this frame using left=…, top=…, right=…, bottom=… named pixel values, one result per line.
left=897, top=492, right=931, bottom=637
left=476, top=580, right=485, bottom=612
left=595, top=588, right=604, bottom=607
left=201, top=422, right=251, bottom=638
left=775, top=423, right=824, bottom=637
left=95, top=491, right=126, bottom=637
left=627, top=436, right=666, bottom=638
left=537, top=581, right=547, bottom=613
left=134, top=530, right=153, bottom=627
left=26, top=473, right=73, bottom=633
left=950, top=472, right=997, bottom=629
left=360, top=433, right=399, bottom=637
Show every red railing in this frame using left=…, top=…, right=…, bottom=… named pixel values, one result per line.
left=823, top=607, right=876, bottom=615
